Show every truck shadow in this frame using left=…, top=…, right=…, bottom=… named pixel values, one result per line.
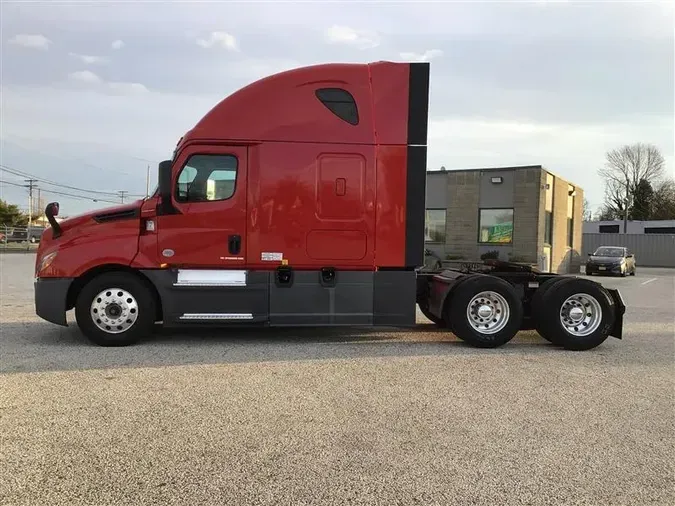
left=0, top=320, right=562, bottom=374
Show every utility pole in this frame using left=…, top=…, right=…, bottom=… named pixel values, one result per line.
left=24, top=179, right=38, bottom=227
left=146, top=164, right=150, bottom=197
left=623, top=177, right=629, bottom=234
left=117, top=191, right=128, bottom=204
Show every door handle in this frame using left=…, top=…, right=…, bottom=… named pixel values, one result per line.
left=335, top=178, right=346, bottom=196
left=228, top=234, right=241, bottom=255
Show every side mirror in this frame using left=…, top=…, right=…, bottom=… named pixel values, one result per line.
left=158, top=160, right=172, bottom=199
left=45, top=202, right=62, bottom=238
left=45, top=202, right=59, bottom=218
left=587, top=252, right=592, bottom=256
left=158, top=160, right=177, bottom=214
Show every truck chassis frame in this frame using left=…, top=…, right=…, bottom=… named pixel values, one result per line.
left=36, top=257, right=625, bottom=351
left=417, top=259, right=625, bottom=350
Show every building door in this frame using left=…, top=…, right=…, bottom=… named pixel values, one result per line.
left=541, top=245, right=551, bottom=273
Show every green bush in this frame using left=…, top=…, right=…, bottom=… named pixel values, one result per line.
left=508, top=253, right=536, bottom=264
left=480, top=250, right=500, bottom=260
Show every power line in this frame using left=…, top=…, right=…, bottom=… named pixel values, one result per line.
left=0, top=164, right=144, bottom=198
left=0, top=164, right=121, bottom=196
left=0, top=180, right=121, bottom=204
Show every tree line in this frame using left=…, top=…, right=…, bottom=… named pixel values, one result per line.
left=0, top=199, right=30, bottom=227
left=596, top=143, right=675, bottom=222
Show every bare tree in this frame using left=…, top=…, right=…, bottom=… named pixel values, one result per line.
left=598, top=143, right=665, bottom=231
left=582, top=197, right=593, bottom=221
left=652, top=177, right=675, bottom=220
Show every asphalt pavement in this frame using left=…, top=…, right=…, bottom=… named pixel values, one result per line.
left=1, top=253, right=673, bottom=505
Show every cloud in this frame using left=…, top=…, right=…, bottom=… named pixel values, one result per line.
left=399, top=49, right=444, bottom=62
left=68, top=52, right=109, bottom=65
left=111, top=39, right=125, bottom=50
left=108, top=82, right=150, bottom=94
left=323, top=25, right=380, bottom=49
left=67, top=71, right=149, bottom=95
left=1, top=1, right=672, bottom=216
left=427, top=116, right=674, bottom=207
left=195, top=31, right=239, bottom=51
left=68, top=70, right=102, bottom=84
left=227, top=58, right=304, bottom=82
left=8, top=33, right=52, bottom=50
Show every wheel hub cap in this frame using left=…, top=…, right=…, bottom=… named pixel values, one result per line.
left=466, top=291, right=510, bottom=335
left=477, top=305, right=493, bottom=319
left=106, top=304, right=122, bottom=318
left=90, top=288, right=139, bottom=334
left=568, top=306, right=584, bottom=322
left=559, top=293, right=602, bottom=337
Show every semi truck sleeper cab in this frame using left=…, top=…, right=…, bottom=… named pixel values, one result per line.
left=34, top=60, right=625, bottom=350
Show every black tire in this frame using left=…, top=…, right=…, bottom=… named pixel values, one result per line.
left=418, top=302, right=446, bottom=327
left=531, top=276, right=576, bottom=345
left=428, top=274, right=474, bottom=332
left=444, top=275, right=523, bottom=348
left=416, top=273, right=445, bottom=327
left=75, top=271, right=157, bottom=346
left=537, top=278, right=616, bottom=351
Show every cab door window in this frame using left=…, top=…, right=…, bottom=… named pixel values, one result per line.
left=175, top=154, right=237, bottom=202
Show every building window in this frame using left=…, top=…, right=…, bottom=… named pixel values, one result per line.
left=567, top=217, right=573, bottom=247
left=478, top=208, right=514, bottom=244
left=544, top=211, right=553, bottom=245
left=176, top=154, right=237, bottom=202
left=645, top=226, right=675, bottom=234
left=424, top=209, right=446, bottom=243
left=315, top=88, right=359, bottom=125
left=599, top=224, right=620, bottom=233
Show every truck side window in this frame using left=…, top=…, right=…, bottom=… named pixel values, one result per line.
left=175, top=154, right=237, bottom=202
left=315, top=88, right=359, bottom=126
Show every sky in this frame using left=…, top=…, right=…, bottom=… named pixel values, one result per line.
left=1, top=0, right=673, bottom=217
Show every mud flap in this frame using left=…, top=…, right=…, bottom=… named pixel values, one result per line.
left=607, top=288, right=626, bottom=339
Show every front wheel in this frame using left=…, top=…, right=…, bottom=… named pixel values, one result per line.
left=75, top=272, right=157, bottom=346
left=444, top=275, right=523, bottom=348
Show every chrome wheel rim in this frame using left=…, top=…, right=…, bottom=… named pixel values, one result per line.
left=90, top=287, right=139, bottom=334
left=559, top=293, right=602, bottom=337
left=466, top=291, right=510, bottom=334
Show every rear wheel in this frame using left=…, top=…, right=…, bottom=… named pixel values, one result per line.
left=444, top=275, right=523, bottom=348
left=75, top=272, right=156, bottom=346
left=536, top=278, right=616, bottom=351
left=531, top=276, right=575, bottom=344
left=418, top=302, right=446, bottom=327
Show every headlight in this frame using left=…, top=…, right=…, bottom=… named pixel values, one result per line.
left=37, top=251, right=58, bottom=274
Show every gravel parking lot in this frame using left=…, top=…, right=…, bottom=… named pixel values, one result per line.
left=1, top=253, right=673, bottom=505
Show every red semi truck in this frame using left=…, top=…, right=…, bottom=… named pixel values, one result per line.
left=34, top=61, right=625, bottom=350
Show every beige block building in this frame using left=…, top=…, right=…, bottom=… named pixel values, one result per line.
left=424, top=165, right=584, bottom=274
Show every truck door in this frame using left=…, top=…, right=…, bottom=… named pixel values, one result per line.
left=157, top=145, right=247, bottom=267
